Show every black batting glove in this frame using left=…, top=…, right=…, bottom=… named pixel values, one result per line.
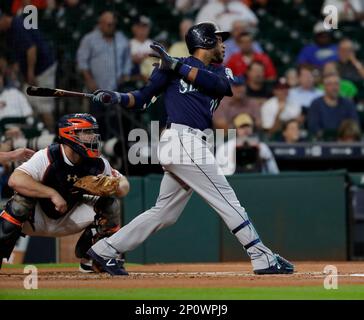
left=149, top=41, right=179, bottom=71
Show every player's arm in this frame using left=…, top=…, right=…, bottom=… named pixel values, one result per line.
left=8, top=170, right=67, bottom=213
left=149, top=42, right=233, bottom=97
left=92, top=67, right=170, bottom=109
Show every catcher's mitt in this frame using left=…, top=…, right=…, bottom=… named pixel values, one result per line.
left=73, top=175, right=120, bottom=197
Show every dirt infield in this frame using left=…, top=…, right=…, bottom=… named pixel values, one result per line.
left=1, top=262, right=364, bottom=289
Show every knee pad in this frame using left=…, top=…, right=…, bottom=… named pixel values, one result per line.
left=5, top=194, right=36, bottom=223
left=93, top=197, right=121, bottom=237
left=0, top=194, right=35, bottom=263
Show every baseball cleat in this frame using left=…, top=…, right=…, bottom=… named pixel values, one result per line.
left=87, top=248, right=128, bottom=276
left=254, top=254, right=294, bottom=275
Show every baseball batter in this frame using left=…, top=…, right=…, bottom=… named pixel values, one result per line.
left=0, top=114, right=129, bottom=273
left=89, top=22, right=294, bottom=275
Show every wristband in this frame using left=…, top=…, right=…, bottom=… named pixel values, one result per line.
left=119, top=93, right=130, bottom=107
left=175, top=62, right=192, bottom=78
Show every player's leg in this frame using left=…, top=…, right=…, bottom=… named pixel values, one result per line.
left=75, top=197, right=123, bottom=273
left=90, top=171, right=193, bottom=261
left=0, top=194, right=36, bottom=268
left=167, top=133, right=293, bottom=273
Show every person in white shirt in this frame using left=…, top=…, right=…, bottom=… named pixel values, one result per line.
left=261, top=78, right=301, bottom=134
left=195, top=0, right=258, bottom=32
left=216, top=113, right=279, bottom=175
left=0, top=73, right=33, bottom=119
left=288, top=66, right=323, bottom=110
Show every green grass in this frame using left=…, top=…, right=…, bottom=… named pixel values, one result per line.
left=1, top=286, right=364, bottom=300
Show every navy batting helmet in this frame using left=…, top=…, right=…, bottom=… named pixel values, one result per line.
left=185, top=22, right=230, bottom=54
left=58, top=113, right=101, bottom=158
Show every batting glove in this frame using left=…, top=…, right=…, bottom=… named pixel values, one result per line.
left=149, top=41, right=179, bottom=71
left=93, top=90, right=121, bottom=105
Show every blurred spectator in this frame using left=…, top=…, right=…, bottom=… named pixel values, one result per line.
left=77, top=11, right=131, bottom=92
left=284, top=68, right=299, bottom=88
left=169, top=18, right=193, bottom=58
left=223, top=20, right=262, bottom=63
left=289, top=65, right=323, bottom=110
left=0, top=10, right=56, bottom=132
left=0, top=72, right=33, bottom=119
left=280, top=119, right=302, bottom=143
left=130, top=16, right=153, bottom=77
left=320, top=62, right=358, bottom=99
left=215, top=113, right=279, bottom=175
left=77, top=11, right=131, bottom=138
left=337, top=119, right=362, bottom=142
left=226, top=32, right=276, bottom=80
left=195, top=0, right=258, bottom=32
left=308, top=73, right=359, bottom=138
left=322, top=0, right=364, bottom=22
left=261, top=78, right=301, bottom=134
left=245, top=61, right=272, bottom=105
left=337, top=38, right=364, bottom=82
left=213, top=76, right=261, bottom=132
left=296, top=22, right=338, bottom=68
left=175, top=0, right=207, bottom=15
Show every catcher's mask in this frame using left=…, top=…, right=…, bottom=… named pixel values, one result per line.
left=58, top=113, right=101, bottom=158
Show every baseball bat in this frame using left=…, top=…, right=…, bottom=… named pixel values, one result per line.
left=26, top=86, right=94, bottom=98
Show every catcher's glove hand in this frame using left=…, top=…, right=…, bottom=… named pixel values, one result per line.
left=73, top=175, right=120, bottom=197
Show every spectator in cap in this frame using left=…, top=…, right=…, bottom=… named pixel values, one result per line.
left=130, top=15, right=153, bottom=76
left=296, top=22, right=338, bottom=68
left=261, top=78, right=301, bottom=134
left=213, top=75, right=262, bottom=132
left=226, top=31, right=276, bottom=80
left=215, top=112, right=279, bottom=175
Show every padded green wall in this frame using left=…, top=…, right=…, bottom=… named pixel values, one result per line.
left=124, top=171, right=348, bottom=263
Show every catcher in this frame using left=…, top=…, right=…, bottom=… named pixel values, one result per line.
left=0, top=113, right=129, bottom=273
